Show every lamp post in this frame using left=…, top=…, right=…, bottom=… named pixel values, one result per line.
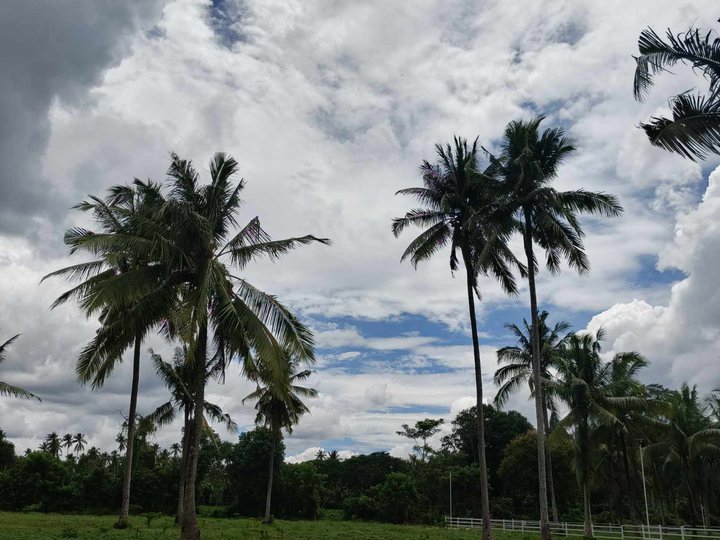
left=638, top=439, right=651, bottom=530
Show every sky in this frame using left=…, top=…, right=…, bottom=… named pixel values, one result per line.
left=1, top=0, right=719, bottom=462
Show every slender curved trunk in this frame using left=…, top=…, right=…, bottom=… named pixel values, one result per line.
left=578, top=419, right=592, bottom=538
left=176, top=408, right=191, bottom=524
left=114, top=334, right=142, bottom=529
left=620, top=435, right=637, bottom=521
left=264, top=435, right=277, bottom=524
left=462, top=246, right=492, bottom=540
left=543, top=407, right=559, bottom=522
left=181, top=324, right=207, bottom=540
left=523, top=213, right=551, bottom=540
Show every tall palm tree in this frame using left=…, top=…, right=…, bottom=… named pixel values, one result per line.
left=43, top=432, right=62, bottom=458
left=88, top=153, right=327, bottom=540
left=494, top=310, right=572, bottom=521
left=645, top=384, right=720, bottom=524
left=243, top=354, right=317, bottom=524
left=43, top=179, right=170, bottom=529
left=170, top=442, right=182, bottom=459
left=72, top=433, right=87, bottom=455
left=147, top=346, right=236, bottom=523
left=489, top=117, right=622, bottom=540
left=0, top=332, right=40, bottom=400
left=62, top=433, right=74, bottom=456
left=393, top=137, right=522, bottom=540
left=552, top=329, right=647, bottom=538
left=633, top=25, right=720, bottom=160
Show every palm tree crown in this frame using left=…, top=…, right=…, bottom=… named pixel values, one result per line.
left=633, top=25, right=720, bottom=160
left=0, top=332, right=40, bottom=400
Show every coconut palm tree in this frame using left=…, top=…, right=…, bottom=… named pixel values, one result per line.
left=393, top=137, right=522, bottom=540
left=170, top=442, right=181, bottom=459
left=0, top=332, right=39, bottom=400
left=62, top=433, right=73, bottom=457
left=494, top=310, right=572, bottom=521
left=645, top=384, right=720, bottom=524
left=633, top=25, right=720, bottom=160
left=43, top=179, right=171, bottom=529
left=147, top=346, right=236, bottom=523
left=244, top=354, right=316, bottom=524
left=73, top=433, right=87, bottom=455
left=43, top=432, right=62, bottom=458
left=552, top=329, right=647, bottom=538
left=488, top=117, right=622, bottom=540
left=105, top=152, right=327, bottom=540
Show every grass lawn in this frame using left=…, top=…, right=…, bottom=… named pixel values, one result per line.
left=0, top=512, right=541, bottom=540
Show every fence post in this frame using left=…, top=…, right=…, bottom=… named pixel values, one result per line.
left=621, top=525, right=625, bottom=540
left=512, top=519, right=515, bottom=531
left=503, top=520, right=506, bottom=531
left=522, top=520, right=525, bottom=533
left=680, top=526, right=685, bottom=540
left=659, top=525, right=663, bottom=540
left=565, top=522, right=569, bottom=537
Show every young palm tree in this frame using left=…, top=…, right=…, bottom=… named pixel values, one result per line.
left=0, top=332, right=40, bottom=400
left=645, top=384, right=720, bottom=524
left=489, top=117, right=622, bottom=540
left=393, top=137, right=523, bottom=540
left=552, top=329, right=647, bottom=538
left=72, top=433, right=87, bottom=455
left=43, top=179, right=171, bottom=529
left=147, top=346, right=236, bottom=523
left=494, top=310, right=572, bottom=521
left=633, top=25, right=720, bottom=160
left=243, top=354, right=317, bottom=524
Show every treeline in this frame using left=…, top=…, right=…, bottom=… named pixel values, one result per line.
left=2, top=383, right=717, bottom=526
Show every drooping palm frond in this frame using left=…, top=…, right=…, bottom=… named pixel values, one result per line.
left=0, top=332, right=40, bottom=401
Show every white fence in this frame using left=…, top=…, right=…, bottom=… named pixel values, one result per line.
left=445, top=517, right=720, bottom=540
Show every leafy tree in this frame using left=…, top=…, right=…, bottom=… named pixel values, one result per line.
left=0, top=332, right=39, bottom=400
left=393, top=137, right=522, bottom=540
left=633, top=25, right=720, bottom=160
left=43, top=179, right=169, bottom=528
left=396, top=418, right=444, bottom=462
left=552, top=330, right=647, bottom=537
left=243, top=354, right=316, bottom=523
left=0, top=430, right=15, bottom=470
left=489, top=117, right=622, bottom=539
left=494, top=310, right=572, bottom=521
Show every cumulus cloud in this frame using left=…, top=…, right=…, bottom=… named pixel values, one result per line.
left=1, top=0, right=719, bottom=457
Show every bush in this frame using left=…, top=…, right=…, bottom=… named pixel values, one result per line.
left=343, top=495, right=378, bottom=521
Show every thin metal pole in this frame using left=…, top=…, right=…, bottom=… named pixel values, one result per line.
left=449, top=470, right=453, bottom=522
left=639, top=441, right=651, bottom=531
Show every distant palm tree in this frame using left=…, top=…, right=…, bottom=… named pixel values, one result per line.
left=73, top=433, right=87, bottom=455
left=148, top=346, right=236, bottom=523
left=315, top=449, right=326, bottom=461
left=552, top=330, right=647, bottom=538
left=489, top=117, right=622, bottom=540
left=0, top=332, right=39, bottom=400
left=393, top=137, right=522, bottom=540
left=633, top=25, right=720, bottom=160
left=170, top=443, right=182, bottom=459
left=62, top=433, right=74, bottom=456
left=115, top=433, right=127, bottom=453
left=43, top=432, right=62, bottom=458
left=328, top=449, right=339, bottom=461
left=43, top=179, right=170, bottom=529
left=646, top=384, right=720, bottom=524
left=243, top=354, right=317, bottom=524
left=494, top=310, right=572, bottom=522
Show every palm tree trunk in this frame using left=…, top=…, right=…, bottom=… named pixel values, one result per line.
left=264, top=435, right=276, bottom=524
left=114, top=333, right=142, bottom=529
left=462, top=246, right=492, bottom=540
left=523, top=214, right=551, bottom=540
left=181, top=324, right=207, bottom=540
left=543, top=406, right=559, bottom=522
left=583, top=484, right=593, bottom=538
left=176, top=408, right=191, bottom=524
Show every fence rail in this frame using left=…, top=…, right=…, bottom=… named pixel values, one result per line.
left=445, top=517, right=720, bottom=540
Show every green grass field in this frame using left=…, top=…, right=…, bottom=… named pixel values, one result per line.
left=0, top=512, right=541, bottom=540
